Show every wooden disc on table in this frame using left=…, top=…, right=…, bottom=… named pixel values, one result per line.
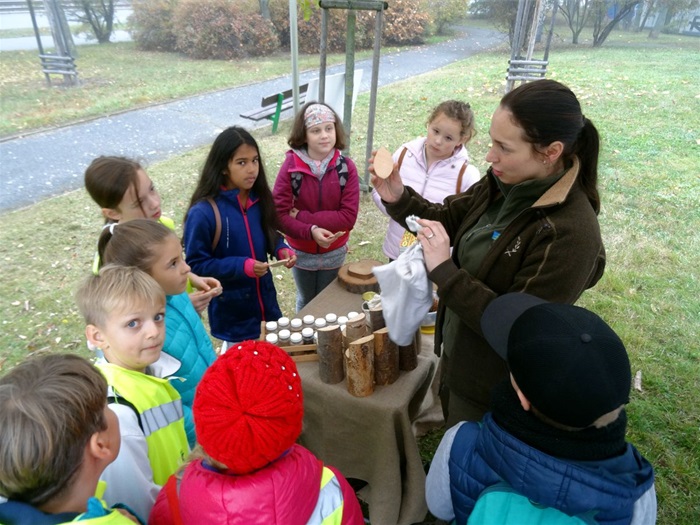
left=337, top=259, right=382, bottom=294
left=374, top=146, right=394, bottom=179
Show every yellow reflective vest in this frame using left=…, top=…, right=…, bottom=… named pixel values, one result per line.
left=57, top=508, right=136, bottom=525
left=97, top=363, right=189, bottom=485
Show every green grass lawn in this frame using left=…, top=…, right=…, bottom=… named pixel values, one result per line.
left=1, top=28, right=698, bottom=523
left=0, top=40, right=404, bottom=137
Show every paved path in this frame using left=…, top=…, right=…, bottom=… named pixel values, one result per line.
left=0, top=30, right=132, bottom=51
left=0, top=27, right=504, bottom=213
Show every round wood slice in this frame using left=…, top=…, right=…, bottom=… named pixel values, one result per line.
left=338, top=259, right=382, bottom=294
left=347, top=260, right=378, bottom=280
left=374, top=146, right=394, bottom=179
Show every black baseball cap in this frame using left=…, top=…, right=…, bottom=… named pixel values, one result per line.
left=481, top=293, right=631, bottom=428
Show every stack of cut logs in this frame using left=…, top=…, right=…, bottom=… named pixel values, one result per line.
left=317, top=305, right=421, bottom=397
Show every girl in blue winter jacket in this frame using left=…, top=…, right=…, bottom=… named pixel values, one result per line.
left=184, top=126, right=296, bottom=350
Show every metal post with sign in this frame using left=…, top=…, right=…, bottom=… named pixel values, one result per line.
left=318, top=0, right=388, bottom=190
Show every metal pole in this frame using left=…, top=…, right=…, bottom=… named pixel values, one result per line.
left=27, top=0, right=50, bottom=84
left=363, top=7, right=383, bottom=190
left=543, top=2, right=558, bottom=63
left=507, top=0, right=529, bottom=93
left=289, top=0, right=301, bottom=115
left=343, top=8, right=356, bottom=145
left=319, top=7, right=328, bottom=102
left=526, top=0, right=545, bottom=61
left=27, top=0, right=45, bottom=54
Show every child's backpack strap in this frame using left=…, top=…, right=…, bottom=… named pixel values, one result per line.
left=395, top=146, right=468, bottom=193
left=336, top=154, right=349, bottom=192
left=206, top=197, right=221, bottom=251
left=291, top=155, right=349, bottom=199
left=164, top=475, right=184, bottom=525
left=455, top=160, right=469, bottom=193
left=107, top=394, right=144, bottom=434
left=396, top=146, right=408, bottom=171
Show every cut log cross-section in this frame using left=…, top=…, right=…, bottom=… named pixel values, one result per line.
left=317, top=325, right=344, bottom=384
left=345, top=313, right=368, bottom=345
left=337, top=259, right=382, bottom=294
left=399, top=331, right=419, bottom=371
left=368, top=305, right=385, bottom=332
left=345, top=334, right=375, bottom=397
left=373, top=327, right=399, bottom=385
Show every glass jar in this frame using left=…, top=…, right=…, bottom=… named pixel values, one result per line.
left=301, top=327, right=315, bottom=345
left=278, top=329, right=291, bottom=345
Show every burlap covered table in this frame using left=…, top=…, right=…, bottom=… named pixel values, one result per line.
left=296, top=279, right=441, bottom=525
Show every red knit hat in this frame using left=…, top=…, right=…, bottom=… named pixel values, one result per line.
left=193, top=340, right=304, bottom=474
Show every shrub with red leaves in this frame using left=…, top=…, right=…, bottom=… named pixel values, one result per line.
left=173, top=0, right=279, bottom=60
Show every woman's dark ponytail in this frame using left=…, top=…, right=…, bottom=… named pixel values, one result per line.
left=501, top=79, right=601, bottom=214
left=574, top=118, right=601, bottom=214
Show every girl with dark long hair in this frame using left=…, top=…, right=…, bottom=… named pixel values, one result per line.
left=184, top=127, right=296, bottom=349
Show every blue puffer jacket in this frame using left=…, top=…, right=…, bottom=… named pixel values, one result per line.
left=183, top=189, right=287, bottom=343
left=448, top=414, right=656, bottom=525
left=164, top=292, right=216, bottom=448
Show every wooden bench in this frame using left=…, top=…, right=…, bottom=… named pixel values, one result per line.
left=240, top=83, right=308, bottom=133
left=39, top=54, right=78, bottom=86
left=506, top=59, right=548, bottom=83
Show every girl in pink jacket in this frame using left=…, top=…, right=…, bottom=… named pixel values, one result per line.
left=372, top=100, right=481, bottom=260
left=273, top=102, right=360, bottom=312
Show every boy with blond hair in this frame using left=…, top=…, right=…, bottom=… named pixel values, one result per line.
left=0, top=353, right=138, bottom=524
left=76, top=265, right=189, bottom=522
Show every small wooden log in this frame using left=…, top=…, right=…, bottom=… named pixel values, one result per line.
left=345, top=313, right=368, bottom=346
left=317, top=325, right=344, bottom=384
left=345, top=334, right=375, bottom=397
left=373, top=327, right=399, bottom=385
left=368, top=305, right=385, bottom=332
left=399, top=331, right=419, bottom=371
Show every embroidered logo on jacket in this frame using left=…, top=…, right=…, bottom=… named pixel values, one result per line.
left=505, top=237, right=521, bottom=257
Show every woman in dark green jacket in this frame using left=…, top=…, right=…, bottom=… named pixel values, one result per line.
left=370, top=80, right=606, bottom=427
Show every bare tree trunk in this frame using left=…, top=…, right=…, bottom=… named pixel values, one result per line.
left=648, top=6, right=668, bottom=38
left=259, top=0, right=271, bottom=20
left=65, top=0, right=115, bottom=44
left=559, top=0, right=594, bottom=45
left=593, top=1, right=642, bottom=47
left=636, top=0, right=655, bottom=32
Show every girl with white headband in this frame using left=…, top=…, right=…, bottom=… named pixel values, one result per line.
left=273, top=101, right=360, bottom=312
